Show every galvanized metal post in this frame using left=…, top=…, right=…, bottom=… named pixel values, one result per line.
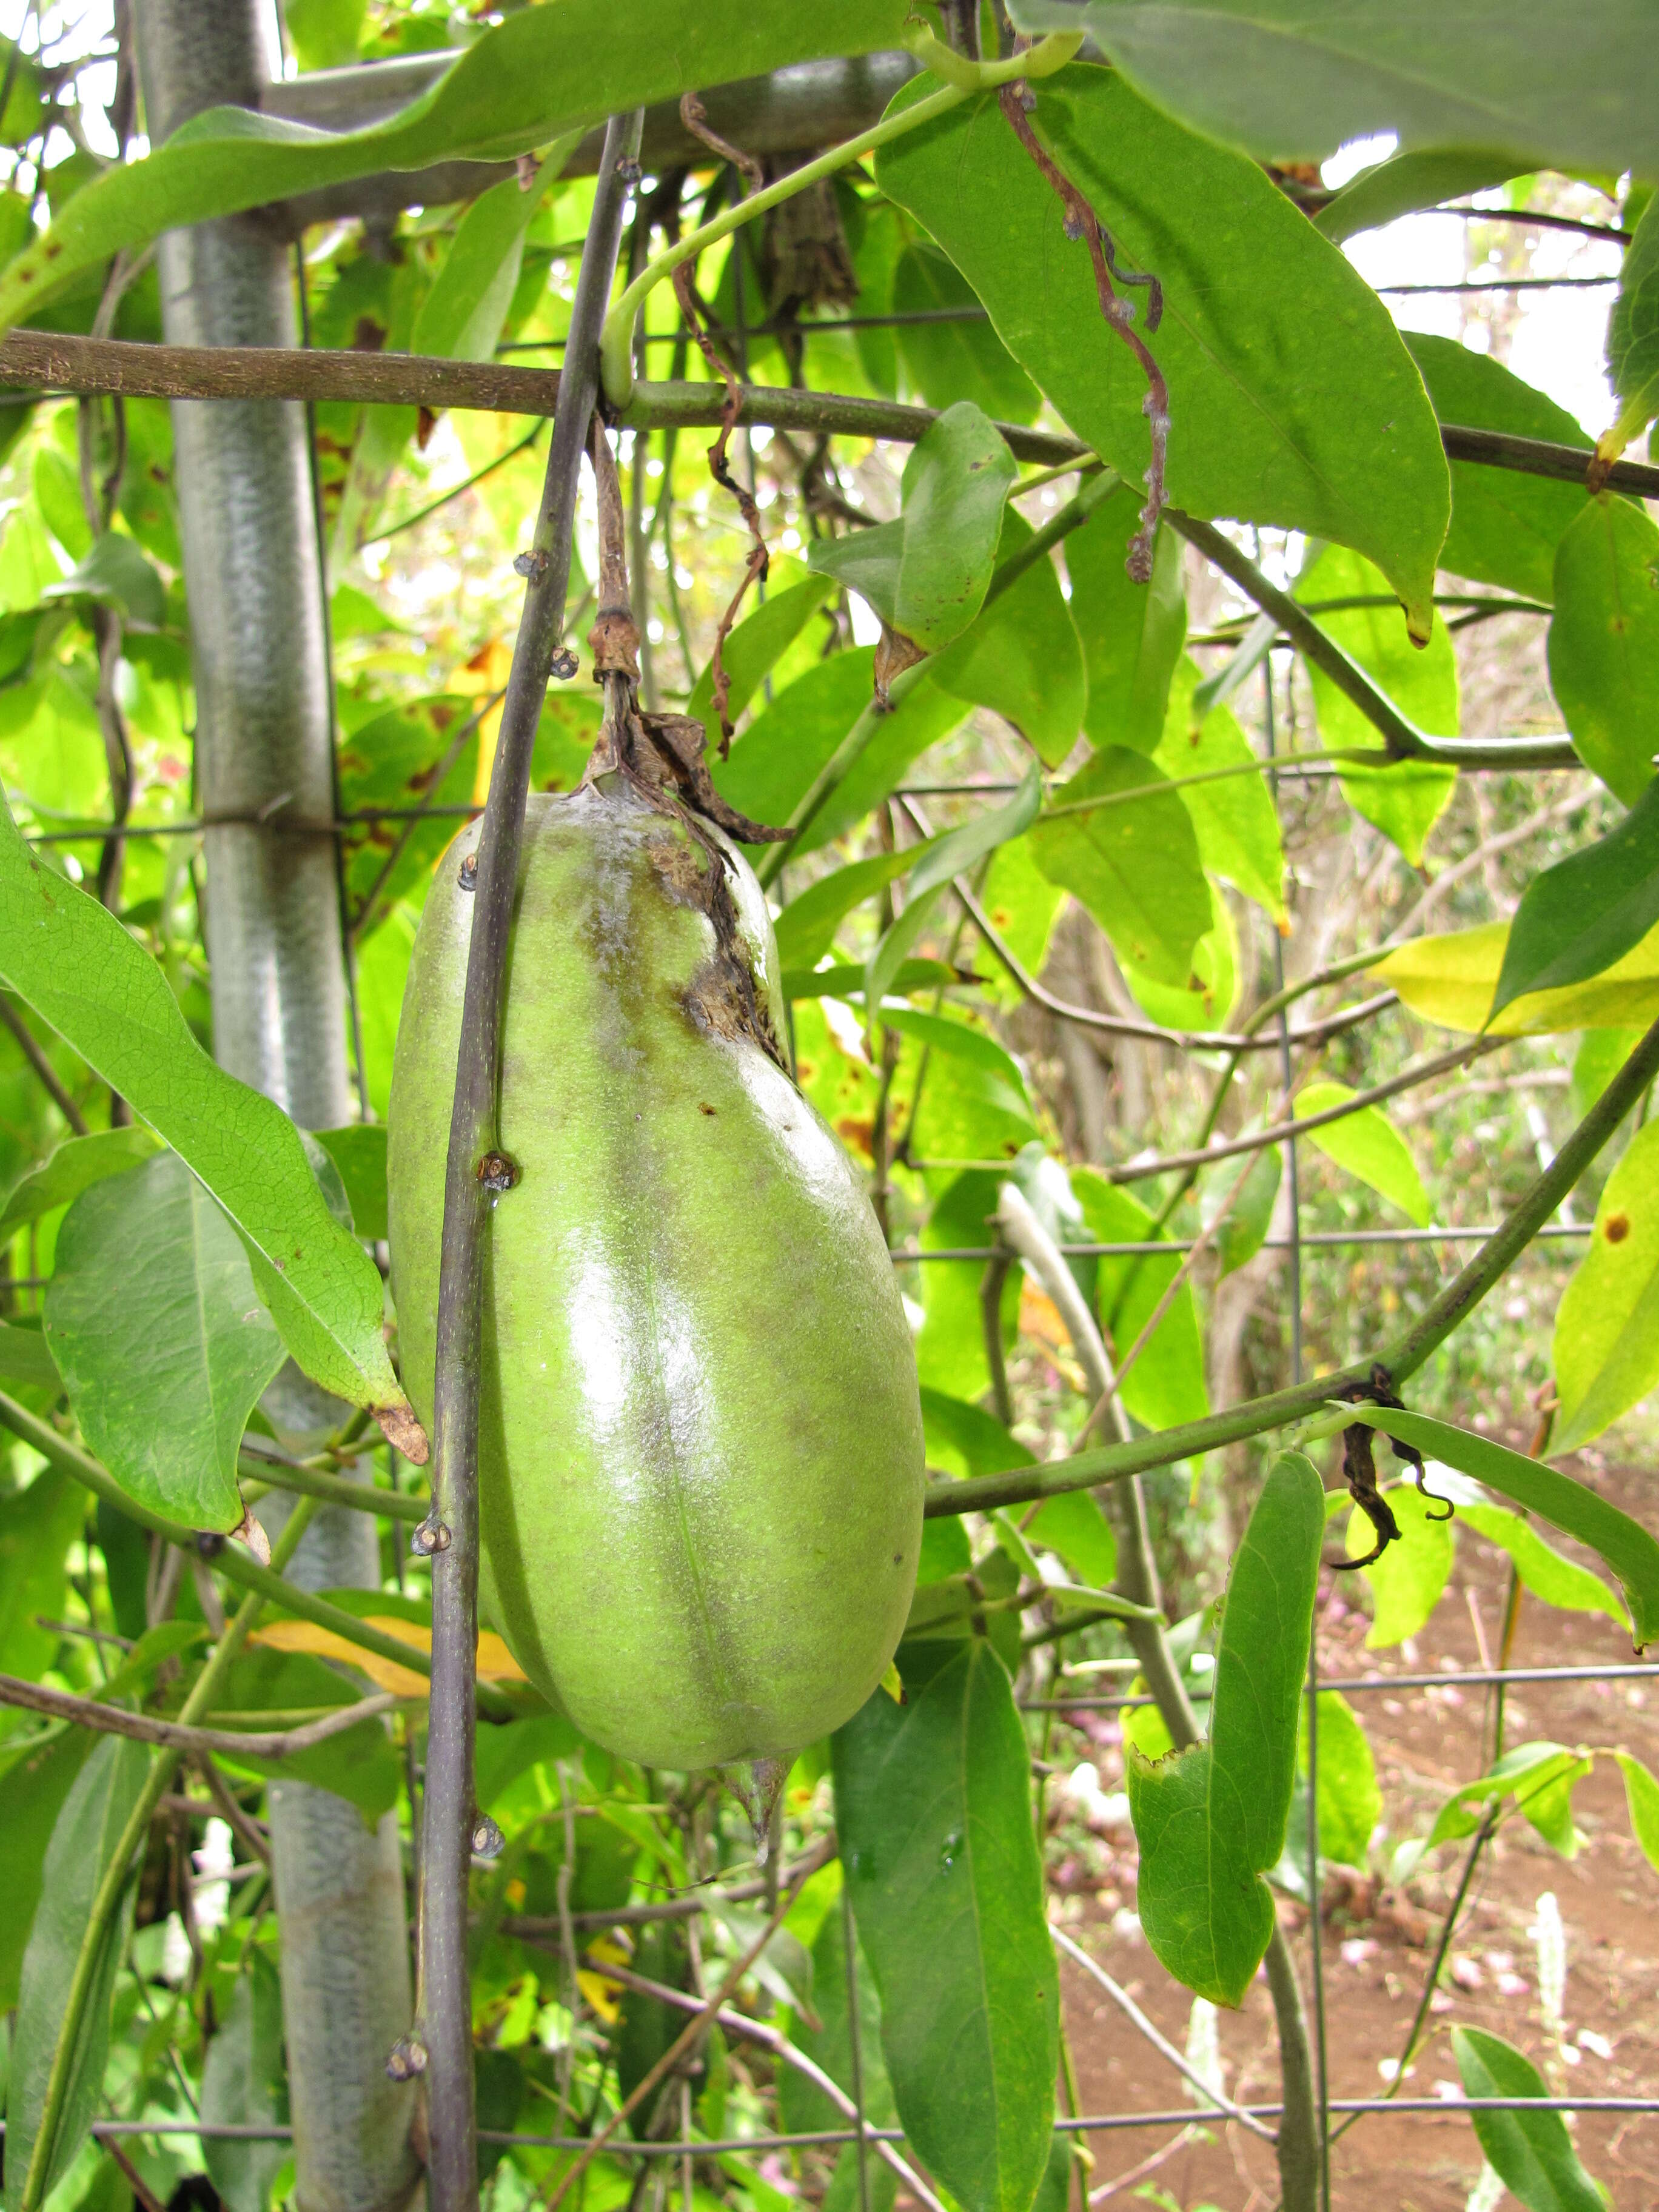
left=131, top=8, right=420, bottom=2210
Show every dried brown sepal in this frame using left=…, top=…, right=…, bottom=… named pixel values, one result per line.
left=637, top=708, right=792, bottom=843
left=376, top=1398, right=431, bottom=1465
left=587, top=606, right=640, bottom=681
left=874, top=622, right=927, bottom=705
left=229, top=1504, right=272, bottom=1566
left=723, top=1754, right=790, bottom=1858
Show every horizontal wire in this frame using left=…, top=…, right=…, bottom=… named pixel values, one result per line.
left=497, top=269, right=1624, bottom=356
left=1024, top=1661, right=1659, bottom=1714
left=19, top=2098, right=1655, bottom=2152
left=893, top=1225, right=1592, bottom=1262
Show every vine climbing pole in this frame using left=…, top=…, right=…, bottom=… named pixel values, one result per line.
left=129, top=8, right=421, bottom=2211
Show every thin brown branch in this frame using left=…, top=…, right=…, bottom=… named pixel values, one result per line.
left=543, top=1879, right=807, bottom=2209
left=500, top=1834, right=838, bottom=1934
left=0, top=994, right=89, bottom=1134
left=1107, top=1038, right=1500, bottom=1184
left=568, top=1952, right=949, bottom=2212
left=0, top=1670, right=403, bottom=1757
left=901, top=799, right=1398, bottom=1055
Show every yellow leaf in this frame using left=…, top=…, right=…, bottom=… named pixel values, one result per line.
left=578, top=1938, right=629, bottom=2023
left=248, top=1614, right=528, bottom=1698
left=879, top=1661, right=903, bottom=1703
left=1378, top=918, right=1659, bottom=1036
left=575, top=1970, right=623, bottom=2022
left=1017, top=1280, right=1087, bottom=1390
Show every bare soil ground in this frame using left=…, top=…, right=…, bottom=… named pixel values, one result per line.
left=1047, top=1460, right=1659, bottom=2212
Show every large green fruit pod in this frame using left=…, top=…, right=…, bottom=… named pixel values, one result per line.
left=387, top=769, right=924, bottom=1776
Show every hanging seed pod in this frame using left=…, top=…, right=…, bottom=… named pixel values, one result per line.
left=387, top=715, right=923, bottom=1777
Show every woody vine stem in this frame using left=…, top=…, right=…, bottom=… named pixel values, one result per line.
left=414, top=107, right=642, bottom=2212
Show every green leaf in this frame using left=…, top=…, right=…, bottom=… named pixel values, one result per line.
left=1573, top=1027, right=1644, bottom=1118
left=920, top=1390, right=1115, bottom=1586
left=686, top=568, right=834, bottom=732
left=878, top=1008, right=1036, bottom=1132
left=808, top=402, right=1017, bottom=657
left=0, top=1, right=914, bottom=330
left=1068, top=486, right=1187, bottom=756
left=1293, top=1080, right=1430, bottom=1225
left=1549, top=495, right=1659, bottom=805
left=201, top=1952, right=290, bottom=2212
left=1452, top=2026, right=1608, bottom=2212
left=312, top=1124, right=388, bottom=1245
left=0, top=1468, right=85, bottom=1682
left=1127, top=1451, right=1324, bottom=2005
left=0, top=1728, right=89, bottom=2011
left=1119, top=876, right=1238, bottom=1033
left=1346, top=1484, right=1455, bottom=1649
left=977, top=834, right=1067, bottom=1005
left=1343, top=1406, right=1659, bottom=1644
left=877, top=66, right=1448, bottom=636
left=1296, top=544, right=1458, bottom=863
left=785, top=957, right=963, bottom=1003
left=774, top=848, right=920, bottom=972
left=0, top=1319, right=59, bottom=1394
left=1604, top=190, right=1659, bottom=460
left=44, top=1150, right=286, bottom=1533
left=892, top=242, right=1041, bottom=427
left=1426, top=1742, right=1592, bottom=1856
left=915, top=1171, right=1020, bottom=1399
left=1492, top=780, right=1659, bottom=1019
left=835, top=1641, right=1057, bottom=2212
left=284, top=0, right=366, bottom=70
left=213, top=1649, right=403, bottom=1823
left=1553, top=1117, right=1659, bottom=1456
left=1405, top=333, right=1592, bottom=604
left=0, top=1125, right=159, bottom=1242
left=473, top=1711, right=581, bottom=1812
left=1298, top=1691, right=1381, bottom=1868
left=614, top=1918, right=692, bottom=2107
left=1379, top=916, right=1659, bottom=1037
left=411, top=153, right=566, bottom=365
left=1316, top=152, right=1529, bottom=246
left=1073, top=1170, right=1209, bottom=1431
left=1031, top=746, right=1209, bottom=985
left=932, top=510, right=1087, bottom=766
left=778, top=1895, right=900, bottom=2212
left=1010, top=0, right=1659, bottom=183
left=7, top=1734, right=151, bottom=2206
left=1613, top=1751, right=1659, bottom=1874
left=0, top=799, right=420, bottom=1447
left=866, top=766, right=1041, bottom=1008
left=802, top=672, right=974, bottom=856
left=1459, top=1504, right=1629, bottom=1633
left=1210, top=1145, right=1280, bottom=1279
left=41, top=533, right=166, bottom=629
left=1153, top=660, right=1285, bottom=923
left=714, top=649, right=954, bottom=848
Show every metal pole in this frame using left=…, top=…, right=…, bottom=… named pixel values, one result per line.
left=130, top=10, right=420, bottom=2211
